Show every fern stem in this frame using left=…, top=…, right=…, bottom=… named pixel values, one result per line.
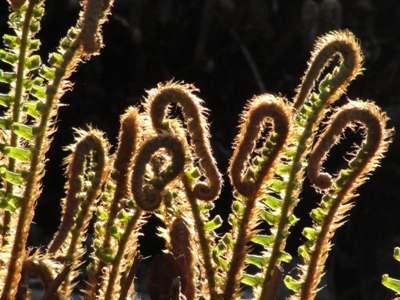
left=298, top=102, right=390, bottom=300
left=226, top=95, right=290, bottom=299
left=104, top=208, right=143, bottom=299
left=182, top=174, right=217, bottom=299
left=1, top=27, right=83, bottom=300
left=1, top=1, right=40, bottom=297
left=259, top=30, right=363, bottom=299
left=1, top=0, right=36, bottom=245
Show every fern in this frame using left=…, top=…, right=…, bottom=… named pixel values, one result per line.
left=0, top=2, right=394, bottom=299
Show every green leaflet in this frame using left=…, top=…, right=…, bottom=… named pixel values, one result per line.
left=0, top=49, right=19, bottom=65
left=0, top=167, right=25, bottom=185
left=262, top=195, right=282, bottom=210
left=245, top=254, right=269, bottom=268
left=95, top=247, right=115, bottom=264
left=204, top=215, right=223, bottom=231
left=96, top=206, right=109, bottom=220
left=185, top=167, right=202, bottom=180
left=117, top=209, right=132, bottom=224
left=48, top=53, right=64, bottom=68
left=2, top=34, right=21, bottom=49
left=25, top=54, right=41, bottom=71
left=30, top=81, right=47, bottom=99
left=0, top=70, right=16, bottom=84
left=109, top=225, right=123, bottom=241
left=278, top=251, right=292, bottom=263
left=382, top=274, right=400, bottom=294
left=269, top=178, right=287, bottom=193
left=12, top=123, right=37, bottom=140
left=0, top=116, right=12, bottom=129
left=0, top=94, right=13, bottom=107
left=1, top=145, right=31, bottom=162
left=302, top=227, right=319, bottom=240
left=241, top=274, right=263, bottom=287
left=260, top=210, right=280, bottom=226
left=0, top=197, right=17, bottom=212
left=38, top=65, right=55, bottom=81
left=212, top=250, right=229, bottom=271
left=394, top=247, right=400, bottom=262
left=251, top=234, right=275, bottom=246
left=310, top=207, right=326, bottom=223
left=284, top=275, right=303, bottom=292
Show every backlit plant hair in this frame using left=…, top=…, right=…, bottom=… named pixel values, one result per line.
left=0, top=3, right=394, bottom=297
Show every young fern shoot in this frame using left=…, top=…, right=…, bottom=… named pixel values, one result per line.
left=0, top=3, right=393, bottom=297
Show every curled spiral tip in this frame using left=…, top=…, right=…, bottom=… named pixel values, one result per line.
left=79, top=0, right=113, bottom=55
left=310, top=171, right=333, bottom=190
left=131, top=133, right=185, bottom=212
left=145, top=81, right=222, bottom=202
left=193, top=182, right=220, bottom=201
left=294, top=29, right=363, bottom=110
left=307, top=100, right=391, bottom=191
left=229, top=94, right=291, bottom=197
left=138, top=186, right=162, bottom=212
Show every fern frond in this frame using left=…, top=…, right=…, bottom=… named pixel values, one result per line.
left=286, top=101, right=392, bottom=300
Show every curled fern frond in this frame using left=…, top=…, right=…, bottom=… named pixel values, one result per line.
left=79, top=0, right=114, bottom=55
left=224, top=94, right=291, bottom=299
left=145, top=81, right=222, bottom=201
left=230, top=94, right=291, bottom=198
left=132, top=133, right=185, bottom=212
left=293, top=29, right=363, bottom=110
left=286, top=100, right=392, bottom=300
left=46, top=129, right=110, bottom=295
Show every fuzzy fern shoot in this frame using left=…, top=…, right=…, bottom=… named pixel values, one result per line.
left=0, top=1, right=394, bottom=299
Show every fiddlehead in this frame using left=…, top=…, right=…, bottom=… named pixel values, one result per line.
left=293, top=29, right=363, bottom=110
left=145, top=81, right=222, bottom=201
left=230, top=94, right=291, bottom=197
left=253, top=30, right=364, bottom=300
left=224, top=94, right=291, bottom=299
left=83, top=107, right=141, bottom=299
left=145, top=82, right=222, bottom=298
left=48, top=129, right=109, bottom=254
left=285, top=100, right=392, bottom=300
left=79, top=0, right=113, bottom=54
left=132, top=133, right=185, bottom=212
left=46, top=129, right=109, bottom=295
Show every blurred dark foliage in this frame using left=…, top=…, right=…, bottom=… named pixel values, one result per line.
left=1, top=0, right=400, bottom=299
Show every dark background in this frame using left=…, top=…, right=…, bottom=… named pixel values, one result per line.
left=1, top=0, right=400, bottom=299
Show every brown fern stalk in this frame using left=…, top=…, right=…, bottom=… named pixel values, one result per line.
left=225, top=94, right=291, bottom=299
left=294, top=101, right=392, bottom=300
left=181, top=173, right=218, bottom=299
left=79, top=0, right=114, bottom=54
left=104, top=208, right=143, bottom=299
left=170, top=216, right=196, bottom=300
